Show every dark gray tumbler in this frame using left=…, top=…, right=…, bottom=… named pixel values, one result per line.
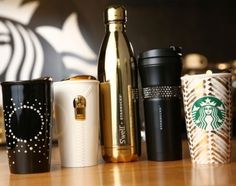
left=138, top=46, right=182, bottom=161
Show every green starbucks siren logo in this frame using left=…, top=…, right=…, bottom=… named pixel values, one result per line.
left=192, top=96, right=226, bottom=131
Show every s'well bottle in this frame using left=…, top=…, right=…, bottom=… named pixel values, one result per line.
left=97, top=5, right=140, bottom=162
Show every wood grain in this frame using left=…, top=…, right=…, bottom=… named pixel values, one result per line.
left=1, top=140, right=236, bottom=186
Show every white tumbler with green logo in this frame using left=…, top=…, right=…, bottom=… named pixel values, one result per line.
left=181, top=72, right=232, bottom=164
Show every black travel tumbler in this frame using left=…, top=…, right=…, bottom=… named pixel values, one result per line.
left=1, top=77, right=53, bottom=173
left=138, top=46, right=182, bottom=161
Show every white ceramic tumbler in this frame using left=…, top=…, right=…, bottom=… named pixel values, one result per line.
left=54, top=75, right=99, bottom=167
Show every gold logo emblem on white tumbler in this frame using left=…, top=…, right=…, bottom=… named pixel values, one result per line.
left=73, top=95, right=86, bottom=120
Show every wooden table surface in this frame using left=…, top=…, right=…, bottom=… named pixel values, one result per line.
left=1, top=140, right=236, bottom=186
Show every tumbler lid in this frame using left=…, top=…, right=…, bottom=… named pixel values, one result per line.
left=64, top=75, right=96, bottom=81
left=1, top=77, right=52, bottom=86
left=138, top=46, right=182, bottom=59
left=138, top=47, right=182, bottom=86
left=104, top=5, right=127, bottom=23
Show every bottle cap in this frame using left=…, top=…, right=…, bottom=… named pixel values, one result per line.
left=104, top=5, right=127, bottom=23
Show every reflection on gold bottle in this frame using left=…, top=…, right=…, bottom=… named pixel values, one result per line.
left=0, top=106, right=5, bottom=144
left=97, top=5, right=140, bottom=162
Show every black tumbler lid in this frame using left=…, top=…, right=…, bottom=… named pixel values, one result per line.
left=138, top=46, right=182, bottom=86
left=138, top=46, right=182, bottom=59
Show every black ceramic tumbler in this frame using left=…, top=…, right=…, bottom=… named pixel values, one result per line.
left=138, top=47, right=182, bottom=161
left=1, top=77, right=53, bottom=174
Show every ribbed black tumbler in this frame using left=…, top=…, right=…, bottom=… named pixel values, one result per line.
left=1, top=77, right=52, bottom=174
left=138, top=47, right=182, bottom=161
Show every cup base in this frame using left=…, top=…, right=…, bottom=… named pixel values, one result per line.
left=10, top=165, right=50, bottom=174
left=191, top=159, right=231, bottom=165
left=61, top=162, right=97, bottom=168
left=147, top=151, right=182, bottom=162
left=8, top=148, right=51, bottom=174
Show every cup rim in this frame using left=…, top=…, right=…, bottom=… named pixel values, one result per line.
left=53, top=79, right=99, bottom=85
left=181, top=72, right=232, bottom=80
left=1, top=77, right=52, bottom=86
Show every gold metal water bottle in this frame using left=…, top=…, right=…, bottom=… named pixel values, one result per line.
left=97, top=5, right=140, bottom=162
